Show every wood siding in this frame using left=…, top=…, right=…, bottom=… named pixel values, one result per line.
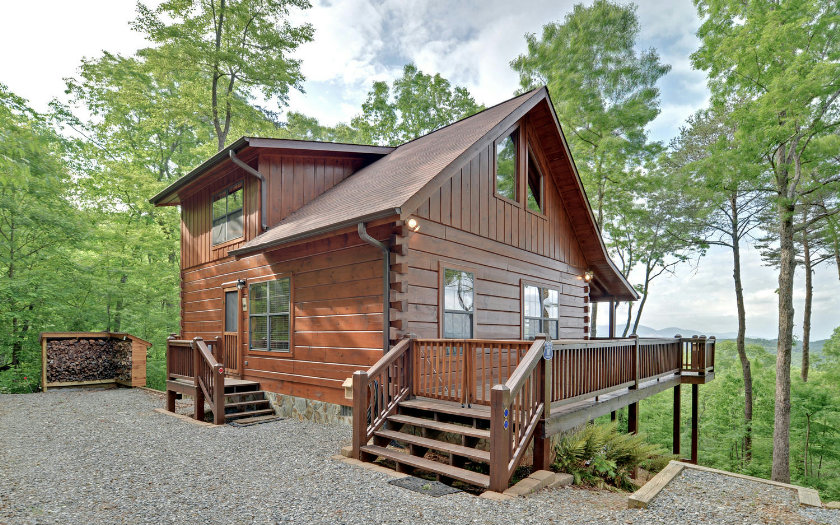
left=406, top=116, right=589, bottom=339
left=180, top=224, right=391, bottom=406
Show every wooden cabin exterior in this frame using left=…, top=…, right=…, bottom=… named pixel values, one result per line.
left=152, top=87, right=715, bottom=491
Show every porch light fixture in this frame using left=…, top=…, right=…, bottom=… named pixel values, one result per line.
left=583, top=270, right=594, bottom=283
left=407, top=218, right=419, bottom=231
left=236, top=279, right=246, bottom=290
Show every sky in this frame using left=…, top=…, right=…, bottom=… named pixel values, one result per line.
left=1, top=0, right=838, bottom=339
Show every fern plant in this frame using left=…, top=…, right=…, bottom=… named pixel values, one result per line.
left=552, top=422, right=673, bottom=490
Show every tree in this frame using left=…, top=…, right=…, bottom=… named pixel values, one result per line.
left=281, top=64, right=483, bottom=147
left=692, top=0, right=840, bottom=482
left=0, top=85, right=83, bottom=372
left=510, top=0, right=670, bottom=336
left=669, top=107, right=767, bottom=461
left=349, top=64, right=483, bottom=146
left=133, top=0, right=315, bottom=151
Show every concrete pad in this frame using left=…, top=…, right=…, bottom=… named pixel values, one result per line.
left=480, top=491, right=514, bottom=501
left=152, top=408, right=216, bottom=428
left=825, top=501, right=840, bottom=510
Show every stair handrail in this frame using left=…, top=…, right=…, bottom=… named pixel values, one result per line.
left=192, top=337, right=226, bottom=425
left=352, top=337, right=413, bottom=459
left=490, top=334, right=550, bottom=492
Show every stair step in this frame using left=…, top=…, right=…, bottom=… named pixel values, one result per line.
left=360, top=445, right=490, bottom=488
left=225, top=390, right=266, bottom=399
left=387, top=414, right=490, bottom=440
left=230, top=414, right=283, bottom=426
left=225, top=400, right=270, bottom=410
left=374, top=429, right=490, bottom=463
left=225, top=408, right=275, bottom=420
left=399, top=399, right=491, bottom=420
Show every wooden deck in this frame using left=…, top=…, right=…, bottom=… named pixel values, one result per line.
left=353, top=335, right=716, bottom=492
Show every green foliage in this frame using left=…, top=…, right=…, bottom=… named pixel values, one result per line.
left=635, top=337, right=840, bottom=500
left=282, top=64, right=483, bottom=146
left=552, top=422, right=673, bottom=491
left=133, top=0, right=314, bottom=150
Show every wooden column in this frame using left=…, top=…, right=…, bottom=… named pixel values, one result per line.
left=608, top=300, right=616, bottom=338
left=628, top=402, right=638, bottom=434
left=489, top=384, right=512, bottom=493
left=691, top=383, right=699, bottom=463
left=627, top=334, right=639, bottom=434
left=351, top=370, right=369, bottom=461
left=610, top=411, right=616, bottom=422
left=673, top=385, right=681, bottom=455
left=533, top=336, right=551, bottom=471
left=193, top=340, right=205, bottom=422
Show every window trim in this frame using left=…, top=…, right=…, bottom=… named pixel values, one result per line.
left=525, top=145, right=547, bottom=219
left=211, top=182, right=245, bottom=246
left=438, top=262, right=478, bottom=339
left=246, top=274, right=294, bottom=358
left=520, top=279, right=562, bottom=340
left=493, top=123, right=523, bottom=208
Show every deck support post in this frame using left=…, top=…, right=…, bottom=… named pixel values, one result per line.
left=691, top=383, right=699, bottom=463
left=673, top=385, right=681, bottom=455
left=193, top=338, right=205, bottom=422
left=533, top=335, right=552, bottom=471
left=351, top=370, right=370, bottom=461
left=628, top=402, right=638, bottom=434
left=166, top=390, right=176, bottom=413
left=608, top=300, right=616, bottom=338
left=489, top=384, right=512, bottom=493
left=610, top=411, right=616, bottom=422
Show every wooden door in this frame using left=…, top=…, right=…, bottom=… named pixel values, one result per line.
left=223, top=288, right=240, bottom=376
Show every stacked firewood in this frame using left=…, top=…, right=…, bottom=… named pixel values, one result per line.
left=46, top=338, right=132, bottom=383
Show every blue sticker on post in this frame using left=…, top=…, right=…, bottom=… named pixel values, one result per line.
left=544, top=339, right=554, bottom=360
left=504, top=408, right=509, bottom=418
left=504, top=420, right=509, bottom=430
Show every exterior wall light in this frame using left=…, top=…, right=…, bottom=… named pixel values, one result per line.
left=236, top=279, right=246, bottom=290
left=407, top=218, right=419, bottom=231
left=583, top=270, right=594, bottom=283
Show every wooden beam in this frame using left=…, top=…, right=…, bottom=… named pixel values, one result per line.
left=628, top=402, right=638, bottom=434
left=546, top=376, right=680, bottom=436
left=673, top=385, right=681, bottom=455
left=691, top=384, right=699, bottom=464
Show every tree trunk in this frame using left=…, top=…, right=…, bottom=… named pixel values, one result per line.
left=622, top=301, right=634, bottom=337
left=802, top=219, right=812, bottom=382
left=804, top=413, right=811, bottom=478
left=772, top=196, right=796, bottom=483
left=630, top=265, right=652, bottom=336
left=731, top=210, right=753, bottom=462
left=212, top=0, right=227, bottom=152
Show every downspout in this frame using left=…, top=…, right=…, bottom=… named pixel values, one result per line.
left=358, top=222, right=390, bottom=352
left=229, top=150, right=268, bottom=232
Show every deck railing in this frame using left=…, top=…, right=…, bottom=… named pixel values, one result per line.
left=165, top=336, right=226, bottom=424
left=352, top=338, right=412, bottom=459
left=489, top=336, right=549, bottom=492
left=352, top=334, right=716, bottom=489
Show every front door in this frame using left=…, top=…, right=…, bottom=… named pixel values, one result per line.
left=223, top=288, right=240, bottom=376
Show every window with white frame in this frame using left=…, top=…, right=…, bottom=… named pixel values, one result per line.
left=523, top=284, right=559, bottom=340
left=443, top=268, right=474, bottom=338
left=249, top=278, right=290, bottom=352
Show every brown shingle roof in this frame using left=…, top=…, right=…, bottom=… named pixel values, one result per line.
left=231, top=88, right=544, bottom=255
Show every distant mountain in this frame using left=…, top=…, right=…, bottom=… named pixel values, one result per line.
left=595, top=324, right=739, bottom=339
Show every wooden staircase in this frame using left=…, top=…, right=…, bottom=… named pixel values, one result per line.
left=222, top=379, right=276, bottom=424
left=359, top=398, right=492, bottom=489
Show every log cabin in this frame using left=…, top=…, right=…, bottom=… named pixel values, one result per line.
left=152, top=87, right=715, bottom=491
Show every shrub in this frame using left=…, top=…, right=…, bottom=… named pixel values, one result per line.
left=552, top=422, right=673, bottom=490
left=0, top=362, right=40, bottom=394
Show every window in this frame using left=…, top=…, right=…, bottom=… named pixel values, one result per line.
left=249, top=278, right=291, bottom=352
left=224, top=290, right=238, bottom=332
left=526, top=151, right=543, bottom=213
left=523, top=284, right=559, bottom=340
left=495, top=128, right=519, bottom=202
left=443, top=268, right=474, bottom=339
left=212, top=185, right=243, bottom=245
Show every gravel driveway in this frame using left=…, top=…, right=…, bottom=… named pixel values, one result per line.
left=1, top=388, right=836, bottom=525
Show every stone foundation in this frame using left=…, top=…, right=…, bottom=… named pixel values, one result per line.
left=264, top=392, right=352, bottom=426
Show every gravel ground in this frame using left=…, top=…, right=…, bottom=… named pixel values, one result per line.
left=1, top=388, right=838, bottom=525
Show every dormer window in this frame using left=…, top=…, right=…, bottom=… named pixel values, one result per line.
left=212, top=184, right=243, bottom=245
left=495, top=127, right=519, bottom=202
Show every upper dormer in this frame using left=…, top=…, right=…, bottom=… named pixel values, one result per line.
left=150, top=137, right=392, bottom=268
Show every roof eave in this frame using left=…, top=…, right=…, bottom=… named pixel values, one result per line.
left=229, top=208, right=401, bottom=257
